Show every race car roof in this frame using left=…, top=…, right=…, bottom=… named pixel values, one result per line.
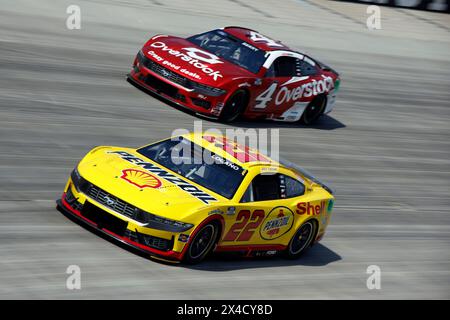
left=181, top=132, right=279, bottom=169
left=222, top=26, right=292, bottom=52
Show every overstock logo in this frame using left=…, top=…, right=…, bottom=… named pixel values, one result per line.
left=66, top=265, right=81, bottom=290
left=66, top=5, right=81, bottom=30
left=366, top=265, right=381, bottom=290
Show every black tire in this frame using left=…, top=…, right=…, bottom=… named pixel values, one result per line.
left=183, top=222, right=219, bottom=264
left=284, top=221, right=316, bottom=259
left=300, top=95, right=326, bottom=125
left=219, top=90, right=248, bottom=123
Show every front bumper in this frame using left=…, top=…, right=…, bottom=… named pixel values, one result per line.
left=128, top=55, right=226, bottom=118
left=57, top=180, right=191, bottom=262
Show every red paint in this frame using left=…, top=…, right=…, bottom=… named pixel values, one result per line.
left=237, top=209, right=265, bottom=241
left=120, top=168, right=162, bottom=189
left=216, top=244, right=286, bottom=252
left=129, top=27, right=338, bottom=122
left=296, top=201, right=326, bottom=215
left=60, top=193, right=183, bottom=261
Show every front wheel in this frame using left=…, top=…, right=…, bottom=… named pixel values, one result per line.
left=300, top=95, right=326, bottom=125
left=284, top=221, right=316, bottom=259
left=219, top=90, right=248, bottom=123
left=183, top=222, right=218, bottom=264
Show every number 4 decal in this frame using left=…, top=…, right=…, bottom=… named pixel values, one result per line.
left=223, top=209, right=265, bottom=242
left=254, top=83, right=277, bottom=109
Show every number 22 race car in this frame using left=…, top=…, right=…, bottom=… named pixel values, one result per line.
left=128, top=26, right=340, bottom=124
left=57, top=133, right=335, bottom=264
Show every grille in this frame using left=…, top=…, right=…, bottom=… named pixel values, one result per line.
left=138, top=51, right=189, bottom=87
left=191, top=97, right=211, bottom=109
left=87, top=184, right=137, bottom=219
left=124, top=229, right=173, bottom=251
left=143, top=73, right=178, bottom=97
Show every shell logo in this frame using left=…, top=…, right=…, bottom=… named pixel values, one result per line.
left=120, top=169, right=162, bottom=189
left=260, top=206, right=294, bottom=240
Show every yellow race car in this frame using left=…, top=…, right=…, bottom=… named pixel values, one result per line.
left=57, top=133, right=334, bottom=264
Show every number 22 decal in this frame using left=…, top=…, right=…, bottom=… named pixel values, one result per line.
left=223, top=209, right=265, bottom=242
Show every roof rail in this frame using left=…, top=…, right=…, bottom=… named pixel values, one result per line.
left=223, top=26, right=259, bottom=33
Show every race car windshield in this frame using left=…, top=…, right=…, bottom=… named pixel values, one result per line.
left=187, top=30, right=266, bottom=74
left=137, top=137, right=246, bottom=199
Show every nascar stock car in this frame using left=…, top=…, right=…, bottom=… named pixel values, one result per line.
left=128, top=26, right=340, bottom=124
left=57, top=133, right=335, bottom=264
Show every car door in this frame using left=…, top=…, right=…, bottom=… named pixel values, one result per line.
left=249, top=56, right=312, bottom=119
left=219, top=172, right=306, bottom=247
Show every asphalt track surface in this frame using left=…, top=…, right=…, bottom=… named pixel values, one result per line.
left=0, top=0, right=449, bottom=299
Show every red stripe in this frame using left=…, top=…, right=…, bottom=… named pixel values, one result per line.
left=215, top=244, right=286, bottom=252
left=60, top=193, right=183, bottom=260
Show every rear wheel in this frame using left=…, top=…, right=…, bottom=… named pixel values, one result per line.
left=183, top=222, right=219, bottom=264
left=300, top=95, right=326, bottom=125
left=219, top=90, right=248, bottom=123
left=284, top=221, right=316, bottom=259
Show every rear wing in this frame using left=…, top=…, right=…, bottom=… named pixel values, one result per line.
left=279, top=158, right=335, bottom=195
left=315, top=58, right=339, bottom=76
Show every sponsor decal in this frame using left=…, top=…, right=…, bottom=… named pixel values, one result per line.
left=223, top=209, right=265, bottom=242
left=120, top=168, right=162, bottom=189
left=276, top=76, right=334, bottom=105
left=328, top=199, right=334, bottom=213
left=260, top=166, right=278, bottom=175
left=208, top=209, right=224, bottom=215
left=260, top=206, right=294, bottom=240
left=296, top=201, right=327, bottom=215
left=254, top=250, right=277, bottom=257
left=211, top=102, right=224, bottom=116
left=254, top=76, right=334, bottom=110
left=241, top=41, right=258, bottom=51
left=109, top=151, right=217, bottom=204
left=148, top=42, right=224, bottom=81
left=211, top=154, right=240, bottom=171
left=226, top=206, right=236, bottom=215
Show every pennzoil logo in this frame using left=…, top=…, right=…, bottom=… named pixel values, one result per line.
left=260, top=206, right=294, bottom=240
left=110, top=151, right=217, bottom=204
left=120, top=169, right=162, bottom=189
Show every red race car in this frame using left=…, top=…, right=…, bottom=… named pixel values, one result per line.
left=128, top=26, right=340, bottom=124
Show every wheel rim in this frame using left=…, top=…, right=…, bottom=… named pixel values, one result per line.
left=224, top=93, right=245, bottom=121
left=289, top=222, right=314, bottom=255
left=304, top=99, right=325, bottom=124
left=189, top=225, right=215, bottom=259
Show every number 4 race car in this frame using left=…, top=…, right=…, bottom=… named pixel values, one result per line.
left=128, top=26, right=340, bottom=124
left=57, top=133, right=335, bottom=264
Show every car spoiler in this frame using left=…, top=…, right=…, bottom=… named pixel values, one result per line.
left=315, top=59, right=339, bottom=77
left=279, top=158, right=335, bottom=195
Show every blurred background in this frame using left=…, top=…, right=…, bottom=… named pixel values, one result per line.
left=0, top=0, right=449, bottom=299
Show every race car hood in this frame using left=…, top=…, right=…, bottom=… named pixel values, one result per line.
left=142, top=36, right=255, bottom=86
left=77, top=146, right=222, bottom=221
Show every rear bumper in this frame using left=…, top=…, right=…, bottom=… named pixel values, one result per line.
left=57, top=193, right=184, bottom=262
